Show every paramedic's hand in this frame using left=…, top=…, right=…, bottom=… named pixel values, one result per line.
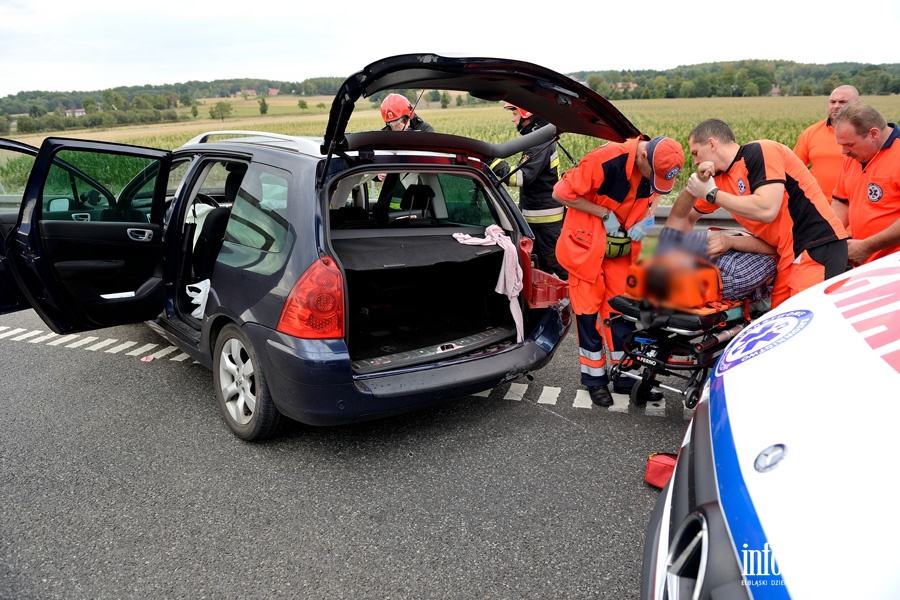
left=706, top=232, right=731, bottom=259
left=604, top=211, right=621, bottom=236
left=686, top=172, right=716, bottom=199
left=627, top=221, right=647, bottom=242
left=696, top=161, right=715, bottom=182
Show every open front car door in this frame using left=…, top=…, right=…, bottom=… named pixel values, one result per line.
left=0, top=139, right=39, bottom=314
left=7, top=138, right=171, bottom=333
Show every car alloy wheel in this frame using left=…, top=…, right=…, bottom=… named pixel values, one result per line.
left=213, top=323, right=282, bottom=441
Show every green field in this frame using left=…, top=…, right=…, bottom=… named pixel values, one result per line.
left=11, top=94, right=900, bottom=199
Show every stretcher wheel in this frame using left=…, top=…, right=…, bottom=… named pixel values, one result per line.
left=684, top=386, right=701, bottom=409
left=631, top=374, right=654, bottom=406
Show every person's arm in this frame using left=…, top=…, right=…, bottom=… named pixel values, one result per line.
left=665, top=189, right=704, bottom=232
left=686, top=174, right=782, bottom=223
left=831, top=198, right=850, bottom=228
left=551, top=192, right=610, bottom=218
left=707, top=230, right=777, bottom=259
left=848, top=216, right=900, bottom=265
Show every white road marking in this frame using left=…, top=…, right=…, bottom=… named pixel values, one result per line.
left=149, top=346, right=178, bottom=360
left=126, top=343, right=158, bottom=356
left=47, top=334, right=79, bottom=346
left=29, top=332, right=58, bottom=343
left=645, top=400, right=666, bottom=417
left=608, top=391, right=631, bottom=413
left=65, top=336, right=99, bottom=348
left=573, top=389, right=593, bottom=409
left=0, top=326, right=689, bottom=419
left=537, top=386, right=560, bottom=405
left=85, top=339, right=118, bottom=351
left=10, top=330, right=43, bottom=342
left=106, top=341, right=138, bottom=353
left=503, top=382, right=528, bottom=401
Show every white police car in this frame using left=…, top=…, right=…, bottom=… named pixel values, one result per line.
left=641, top=251, right=900, bottom=598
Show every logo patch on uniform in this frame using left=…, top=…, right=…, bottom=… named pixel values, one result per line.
left=666, top=167, right=680, bottom=180
left=737, top=178, right=747, bottom=195
left=868, top=183, right=883, bottom=202
left=715, top=310, right=813, bottom=375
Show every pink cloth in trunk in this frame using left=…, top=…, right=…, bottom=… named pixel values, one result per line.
left=452, top=225, right=524, bottom=342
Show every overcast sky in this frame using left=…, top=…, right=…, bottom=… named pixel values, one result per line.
left=2, top=0, right=900, bottom=98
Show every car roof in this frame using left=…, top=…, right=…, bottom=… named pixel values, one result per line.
left=323, top=53, right=641, bottom=156
left=181, top=131, right=326, bottom=157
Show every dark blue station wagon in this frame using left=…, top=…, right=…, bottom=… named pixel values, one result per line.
left=0, top=54, right=640, bottom=440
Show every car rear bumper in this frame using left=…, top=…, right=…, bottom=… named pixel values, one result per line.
left=247, top=304, right=569, bottom=426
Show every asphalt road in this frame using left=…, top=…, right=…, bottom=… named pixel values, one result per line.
left=0, top=309, right=690, bottom=600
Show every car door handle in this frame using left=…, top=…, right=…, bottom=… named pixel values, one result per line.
left=71, top=213, right=91, bottom=221
left=127, top=228, right=154, bottom=242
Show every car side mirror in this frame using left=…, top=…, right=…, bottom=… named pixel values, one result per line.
left=48, top=197, right=70, bottom=211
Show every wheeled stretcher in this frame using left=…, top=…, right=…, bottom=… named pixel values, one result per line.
left=607, top=294, right=770, bottom=409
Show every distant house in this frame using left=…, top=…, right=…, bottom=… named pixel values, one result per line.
left=615, top=82, right=639, bottom=92
left=234, top=89, right=258, bottom=98
left=64, top=108, right=86, bottom=118
left=769, top=86, right=782, bottom=96
left=268, top=88, right=280, bottom=96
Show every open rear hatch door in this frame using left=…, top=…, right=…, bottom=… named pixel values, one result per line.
left=322, top=53, right=641, bottom=161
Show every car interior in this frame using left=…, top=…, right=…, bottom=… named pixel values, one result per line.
left=328, top=170, right=513, bottom=232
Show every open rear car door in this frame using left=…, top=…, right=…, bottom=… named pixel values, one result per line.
left=4, top=137, right=171, bottom=333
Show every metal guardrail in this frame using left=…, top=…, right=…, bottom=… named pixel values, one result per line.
left=0, top=195, right=20, bottom=212
left=652, top=205, right=741, bottom=233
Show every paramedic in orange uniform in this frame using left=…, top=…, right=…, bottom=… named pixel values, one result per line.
left=793, top=85, right=859, bottom=201
left=669, top=118, right=848, bottom=309
left=832, top=103, right=900, bottom=265
left=552, top=136, right=684, bottom=407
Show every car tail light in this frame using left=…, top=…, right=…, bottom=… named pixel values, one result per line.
left=277, top=257, right=344, bottom=339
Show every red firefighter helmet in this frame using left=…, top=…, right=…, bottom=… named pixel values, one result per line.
left=381, top=93, right=414, bottom=123
left=503, top=102, right=533, bottom=119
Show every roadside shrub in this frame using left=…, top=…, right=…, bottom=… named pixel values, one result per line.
left=16, top=115, right=39, bottom=133
left=0, top=155, right=36, bottom=193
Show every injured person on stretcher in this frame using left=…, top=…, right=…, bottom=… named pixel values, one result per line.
left=607, top=226, right=777, bottom=408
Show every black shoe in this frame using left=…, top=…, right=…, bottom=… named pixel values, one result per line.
left=588, top=385, right=613, bottom=408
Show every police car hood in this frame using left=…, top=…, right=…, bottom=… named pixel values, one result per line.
left=707, top=252, right=900, bottom=597
left=323, top=53, right=640, bottom=159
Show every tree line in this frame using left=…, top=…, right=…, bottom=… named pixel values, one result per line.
left=572, top=59, right=900, bottom=100
left=2, top=59, right=899, bottom=136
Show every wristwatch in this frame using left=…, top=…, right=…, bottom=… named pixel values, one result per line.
left=706, top=187, right=719, bottom=204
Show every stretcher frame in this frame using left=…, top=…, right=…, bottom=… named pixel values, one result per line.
left=607, top=294, right=770, bottom=409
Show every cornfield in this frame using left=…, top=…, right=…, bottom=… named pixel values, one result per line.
left=9, top=94, right=900, bottom=202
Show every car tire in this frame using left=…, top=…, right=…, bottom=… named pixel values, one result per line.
left=213, top=323, right=282, bottom=441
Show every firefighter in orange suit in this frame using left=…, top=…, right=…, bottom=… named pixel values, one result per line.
left=552, top=136, right=684, bottom=407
